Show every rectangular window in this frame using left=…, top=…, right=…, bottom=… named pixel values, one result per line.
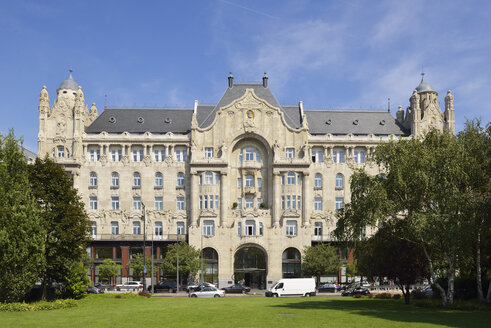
left=259, top=222, right=263, bottom=235
left=199, top=196, right=202, bottom=210
left=237, top=198, right=242, bottom=210
left=286, top=220, right=297, bottom=236
left=281, top=175, right=285, bottom=185
left=177, top=222, right=185, bottom=235
left=245, top=148, right=254, bottom=161
left=177, top=197, right=185, bottom=210
left=133, top=221, right=141, bottom=235
left=292, top=195, right=296, bottom=209
left=203, top=195, right=208, bottom=209
left=57, top=146, right=65, bottom=158
left=111, top=197, right=119, bottom=210
left=155, top=197, right=163, bottom=210
left=257, top=178, right=262, bottom=189
left=297, top=196, right=301, bottom=210
left=154, top=221, right=163, bottom=236
left=281, top=196, right=285, bottom=210
left=203, top=220, right=215, bottom=236
left=177, top=173, right=185, bottom=187
left=257, top=198, right=262, bottom=209
left=245, top=175, right=254, bottom=187
left=111, top=148, right=122, bottom=162
left=314, top=222, right=322, bottom=236
left=237, top=222, right=242, bottom=236
left=237, top=177, right=242, bottom=188
left=132, top=148, right=144, bottom=162
left=245, top=220, right=255, bottom=236
left=245, top=197, right=254, bottom=209
left=286, top=195, right=291, bottom=209
left=314, top=197, right=322, bottom=211
left=111, top=221, right=119, bottom=235
left=112, top=174, right=119, bottom=187
left=153, top=147, right=165, bottom=162
left=285, top=148, right=295, bottom=159
left=333, top=149, right=345, bottom=163
left=133, top=197, right=141, bottom=210
left=205, top=147, right=214, bottom=158
left=335, top=197, right=344, bottom=210
left=89, top=196, right=98, bottom=210
left=312, top=148, right=324, bottom=163
left=354, top=149, right=366, bottom=163
left=215, top=195, right=219, bottom=210
left=175, top=147, right=187, bottom=162
left=88, top=148, right=100, bottom=162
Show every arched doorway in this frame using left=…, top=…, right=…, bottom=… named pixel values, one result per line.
left=203, top=247, right=218, bottom=285
left=234, top=245, right=267, bottom=289
left=282, top=248, right=301, bottom=278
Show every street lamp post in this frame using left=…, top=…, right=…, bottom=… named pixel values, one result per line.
left=151, top=234, right=154, bottom=293
left=142, top=203, right=146, bottom=292
left=176, top=243, right=179, bottom=292
left=200, top=224, right=203, bottom=285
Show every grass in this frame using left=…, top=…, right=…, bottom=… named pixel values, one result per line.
left=0, top=294, right=490, bottom=328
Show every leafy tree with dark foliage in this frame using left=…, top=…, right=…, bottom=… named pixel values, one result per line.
left=355, top=221, right=428, bottom=304
left=0, top=131, right=45, bottom=302
left=28, top=157, right=90, bottom=300
left=162, top=242, right=200, bottom=284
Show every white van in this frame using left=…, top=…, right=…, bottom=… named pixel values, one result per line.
left=265, top=278, right=316, bottom=297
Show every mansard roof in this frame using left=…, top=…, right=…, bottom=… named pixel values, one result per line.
left=85, top=81, right=408, bottom=136
left=85, top=107, right=194, bottom=134
left=305, top=110, right=408, bottom=135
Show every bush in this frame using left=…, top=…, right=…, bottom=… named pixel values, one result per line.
left=138, top=291, right=151, bottom=298
left=375, top=292, right=392, bottom=299
left=0, top=299, right=77, bottom=312
left=353, top=294, right=362, bottom=298
left=367, top=294, right=374, bottom=298
left=392, top=294, right=401, bottom=299
left=115, top=295, right=122, bottom=299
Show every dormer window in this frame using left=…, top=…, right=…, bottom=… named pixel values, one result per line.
left=88, top=147, right=100, bottom=162
left=312, top=148, right=323, bottom=163
left=132, top=146, right=144, bottom=162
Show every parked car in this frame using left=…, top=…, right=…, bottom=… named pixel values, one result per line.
left=116, top=281, right=143, bottom=291
left=94, top=282, right=110, bottom=291
left=422, top=285, right=433, bottom=296
left=148, top=281, right=177, bottom=293
left=86, top=286, right=102, bottom=294
left=341, top=287, right=370, bottom=296
left=189, top=287, right=225, bottom=298
left=187, top=282, right=216, bottom=292
left=221, top=284, right=251, bottom=294
left=318, top=283, right=341, bottom=293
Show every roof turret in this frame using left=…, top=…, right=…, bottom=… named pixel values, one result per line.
left=415, top=72, right=434, bottom=93
left=58, top=70, right=79, bottom=90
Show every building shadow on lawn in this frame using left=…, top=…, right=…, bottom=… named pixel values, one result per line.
left=270, top=299, right=491, bottom=328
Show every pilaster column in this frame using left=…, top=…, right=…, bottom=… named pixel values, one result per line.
left=190, top=173, right=198, bottom=227
left=219, top=172, right=228, bottom=227
left=273, top=172, right=281, bottom=227
left=302, top=172, right=311, bottom=227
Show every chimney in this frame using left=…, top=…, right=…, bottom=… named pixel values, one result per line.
left=262, top=72, right=268, bottom=88
left=228, top=72, right=234, bottom=88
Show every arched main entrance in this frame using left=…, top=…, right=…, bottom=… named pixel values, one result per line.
left=203, top=248, right=218, bottom=285
left=234, top=245, right=267, bottom=289
left=282, top=247, right=301, bottom=278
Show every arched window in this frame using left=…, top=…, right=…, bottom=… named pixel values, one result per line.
left=335, top=173, right=344, bottom=189
left=133, top=172, right=141, bottom=187
left=177, top=172, right=185, bottom=187
left=203, top=248, right=219, bottom=285
left=287, top=172, right=296, bottom=185
left=155, top=172, right=163, bottom=187
left=204, top=172, right=214, bottom=185
left=89, top=172, right=98, bottom=187
left=111, top=172, right=119, bottom=187
left=282, top=248, right=301, bottom=278
left=314, top=173, right=322, bottom=188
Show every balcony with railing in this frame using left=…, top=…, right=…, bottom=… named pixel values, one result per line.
left=91, top=234, right=186, bottom=242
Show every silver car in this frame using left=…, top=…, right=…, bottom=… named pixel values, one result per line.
left=189, top=286, right=225, bottom=298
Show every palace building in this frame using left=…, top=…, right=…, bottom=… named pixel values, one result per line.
left=37, top=72, right=455, bottom=289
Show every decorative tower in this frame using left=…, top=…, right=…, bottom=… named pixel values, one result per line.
left=444, top=90, right=455, bottom=134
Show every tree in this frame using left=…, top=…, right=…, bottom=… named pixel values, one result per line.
left=345, top=260, right=359, bottom=284
left=28, top=157, right=90, bottom=300
left=57, top=261, right=90, bottom=299
left=355, top=221, right=428, bottom=304
left=161, top=242, right=200, bottom=284
left=98, top=259, right=121, bottom=284
left=128, top=253, right=155, bottom=279
left=302, top=244, right=340, bottom=286
left=0, top=131, right=45, bottom=302
left=335, top=129, right=469, bottom=306
left=457, top=120, right=491, bottom=303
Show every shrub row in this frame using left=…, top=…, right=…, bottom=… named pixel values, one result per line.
left=0, top=299, right=77, bottom=312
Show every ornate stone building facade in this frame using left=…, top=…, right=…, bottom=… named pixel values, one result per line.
left=37, top=72, right=455, bottom=288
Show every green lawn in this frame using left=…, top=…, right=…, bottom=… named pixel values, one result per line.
left=1, top=294, right=490, bottom=328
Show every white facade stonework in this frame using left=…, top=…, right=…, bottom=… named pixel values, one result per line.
left=38, top=73, right=455, bottom=288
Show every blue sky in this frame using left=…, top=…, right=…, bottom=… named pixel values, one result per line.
left=1, top=0, right=490, bottom=151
